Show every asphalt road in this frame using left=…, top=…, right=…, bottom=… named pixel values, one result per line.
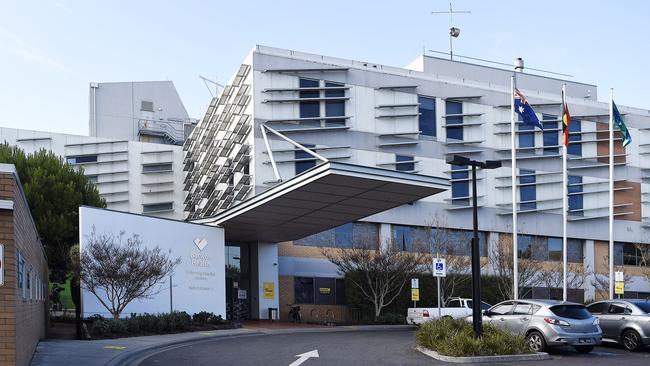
left=140, top=329, right=650, bottom=366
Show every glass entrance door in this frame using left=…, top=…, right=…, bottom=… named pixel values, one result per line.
left=225, top=244, right=250, bottom=320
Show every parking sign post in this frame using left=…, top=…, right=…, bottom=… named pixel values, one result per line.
left=433, top=257, right=446, bottom=318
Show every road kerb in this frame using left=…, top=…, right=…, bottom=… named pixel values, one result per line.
left=415, top=346, right=550, bottom=363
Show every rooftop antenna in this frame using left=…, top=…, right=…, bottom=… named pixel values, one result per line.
left=431, top=2, right=471, bottom=61
left=199, top=75, right=225, bottom=98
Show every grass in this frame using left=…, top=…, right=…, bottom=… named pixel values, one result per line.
left=415, top=318, right=533, bottom=357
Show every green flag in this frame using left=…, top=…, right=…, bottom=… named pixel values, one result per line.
left=612, top=101, right=632, bottom=147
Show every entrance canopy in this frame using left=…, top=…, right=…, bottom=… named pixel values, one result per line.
left=194, top=162, right=449, bottom=243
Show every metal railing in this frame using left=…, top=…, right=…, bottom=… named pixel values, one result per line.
left=138, top=119, right=186, bottom=145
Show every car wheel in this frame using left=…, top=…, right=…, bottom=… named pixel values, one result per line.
left=574, top=345, right=594, bottom=353
left=621, top=329, right=642, bottom=352
left=526, top=331, right=547, bottom=352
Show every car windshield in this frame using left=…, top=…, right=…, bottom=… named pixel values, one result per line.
left=550, top=305, right=591, bottom=320
left=630, top=301, right=650, bottom=313
left=466, top=300, right=492, bottom=310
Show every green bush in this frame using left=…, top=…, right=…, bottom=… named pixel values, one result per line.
left=375, top=313, right=406, bottom=324
left=416, top=318, right=532, bottom=357
left=89, top=311, right=229, bottom=338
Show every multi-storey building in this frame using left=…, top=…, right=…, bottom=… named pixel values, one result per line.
left=184, top=45, right=650, bottom=321
left=0, top=80, right=193, bottom=219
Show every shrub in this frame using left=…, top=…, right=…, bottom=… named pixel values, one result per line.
left=88, top=311, right=230, bottom=338
left=375, top=313, right=405, bottom=324
left=415, top=318, right=532, bottom=357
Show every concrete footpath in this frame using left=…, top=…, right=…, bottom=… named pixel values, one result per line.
left=30, top=324, right=415, bottom=366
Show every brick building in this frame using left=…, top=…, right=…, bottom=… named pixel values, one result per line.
left=0, top=164, right=48, bottom=366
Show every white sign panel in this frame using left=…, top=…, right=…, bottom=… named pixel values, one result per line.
left=615, top=271, right=625, bottom=282
left=238, top=289, right=247, bottom=300
left=411, top=278, right=419, bottom=289
left=79, top=207, right=226, bottom=318
left=0, top=244, right=3, bottom=286
left=433, top=258, right=446, bottom=277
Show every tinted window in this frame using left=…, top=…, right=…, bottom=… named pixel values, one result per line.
left=608, top=303, right=630, bottom=314
left=519, top=169, right=536, bottom=210
left=314, top=277, right=336, bottom=305
left=518, top=117, right=534, bottom=148
left=466, top=301, right=491, bottom=310
left=550, top=305, right=591, bottom=319
left=295, top=144, right=316, bottom=174
left=396, top=155, right=414, bottom=172
left=451, top=164, right=469, bottom=206
left=419, top=96, right=436, bottom=137
left=542, top=115, right=558, bottom=155
left=294, top=277, right=314, bottom=304
left=335, top=223, right=353, bottom=248
left=630, top=301, right=650, bottom=313
left=445, top=101, right=463, bottom=141
left=490, top=302, right=514, bottom=315
left=335, top=279, right=346, bottom=305
left=513, top=303, right=533, bottom=315
left=587, top=302, right=609, bottom=314
left=567, top=119, right=582, bottom=156
left=447, top=299, right=461, bottom=308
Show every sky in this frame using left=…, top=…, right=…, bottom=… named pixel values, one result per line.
left=1, top=0, right=649, bottom=135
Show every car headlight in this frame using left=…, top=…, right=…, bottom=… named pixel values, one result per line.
left=593, top=318, right=600, bottom=326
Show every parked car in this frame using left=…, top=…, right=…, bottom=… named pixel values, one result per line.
left=406, top=297, right=491, bottom=325
left=481, top=299, right=602, bottom=353
left=586, top=299, right=650, bottom=351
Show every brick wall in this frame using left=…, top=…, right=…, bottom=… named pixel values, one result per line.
left=0, top=171, right=48, bottom=366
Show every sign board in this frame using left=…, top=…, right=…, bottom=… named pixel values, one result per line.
left=319, top=287, right=331, bottom=294
left=263, top=282, right=275, bottom=299
left=237, top=289, right=247, bottom=300
left=615, top=271, right=625, bottom=282
left=433, top=258, right=446, bottom=277
left=411, top=288, right=420, bottom=301
left=411, top=278, right=419, bottom=289
left=0, top=244, right=3, bottom=286
left=615, top=281, right=625, bottom=295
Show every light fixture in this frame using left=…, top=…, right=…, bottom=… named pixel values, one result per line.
left=449, top=27, right=460, bottom=38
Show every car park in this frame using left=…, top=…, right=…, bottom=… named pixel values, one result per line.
left=482, top=299, right=602, bottom=353
left=586, top=299, right=650, bottom=351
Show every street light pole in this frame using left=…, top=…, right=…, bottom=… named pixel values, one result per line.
left=447, top=155, right=502, bottom=338
left=470, top=164, right=481, bottom=338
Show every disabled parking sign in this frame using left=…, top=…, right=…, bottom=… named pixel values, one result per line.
left=433, top=258, right=446, bottom=277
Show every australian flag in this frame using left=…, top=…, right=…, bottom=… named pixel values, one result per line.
left=514, top=89, right=543, bottom=130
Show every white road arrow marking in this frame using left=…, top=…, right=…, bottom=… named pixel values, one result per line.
left=288, top=349, right=319, bottom=366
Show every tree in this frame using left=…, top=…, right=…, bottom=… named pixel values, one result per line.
left=538, top=261, right=591, bottom=299
left=489, top=233, right=543, bottom=300
left=322, top=237, right=427, bottom=320
left=591, top=251, right=634, bottom=300
left=0, top=144, right=105, bottom=280
left=80, top=227, right=180, bottom=319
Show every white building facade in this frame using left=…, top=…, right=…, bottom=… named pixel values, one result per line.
left=184, top=45, right=650, bottom=320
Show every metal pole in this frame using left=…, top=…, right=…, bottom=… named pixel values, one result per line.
left=562, top=84, right=568, bottom=302
left=437, top=276, right=442, bottom=318
left=510, top=75, right=519, bottom=300
left=609, top=88, right=615, bottom=300
left=471, top=164, right=482, bottom=338
left=169, top=275, right=173, bottom=313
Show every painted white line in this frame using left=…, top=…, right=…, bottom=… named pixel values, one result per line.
left=289, top=349, right=319, bottom=366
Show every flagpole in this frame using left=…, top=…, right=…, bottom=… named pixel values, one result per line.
left=511, top=74, right=518, bottom=300
left=609, top=88, right=614, bottom=300
left=562, top=84, right=568, bottom=302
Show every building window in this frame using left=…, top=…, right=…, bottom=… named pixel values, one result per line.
left=299, top=78, right=320, bottom=120
left=431, top=228, right=487, bottom=257
left=334, top=223, right=353, bottom=248
left=393, top=225, right=414, bottom=252
left=419, top=96, right=436, bottom=137
left=294, top=277, right=314, bottom=304
left=141, top=100, right=154, bottom=112
left=325, top=82, right=345, bottom=127
left=295, top=222, right=379, bottom=248
left=17, top=251, right=25, bottom=301
left=519, top=169, right=537, bottom=211
left=542, top=114, right=558, bottom=155
left=67, top=155, right=98, bottom=164
left=295, top=143, right=316, bottom=175
left=518, top=116, right=535, bottom=148
left=143, top=163, right=173, bottom=173
left=568, top=175, right=583, bottom=215
left=395, top=155, right=414, bottom=172
left=450, top=164, right=469, bottom=206
left=567, top=118, right=582, bottom=156
left=294, top=276, right=345, bottom=305
left=518, top=235, right=583, bottom=263
left=616, top=242, right=649, bottom=267
left=445, top=101, right=463, bottom=141
left=142, top=202, right=173, bottom=213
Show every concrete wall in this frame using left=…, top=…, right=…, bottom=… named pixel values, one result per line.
left=79, top=207, right=226, bottom=318
left=0, top=165, right=48, bottom=366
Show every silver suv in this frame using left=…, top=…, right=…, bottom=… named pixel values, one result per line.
left=483, top=299, right=602, bottom=353
left=586, top=299, right=650, bottom=351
